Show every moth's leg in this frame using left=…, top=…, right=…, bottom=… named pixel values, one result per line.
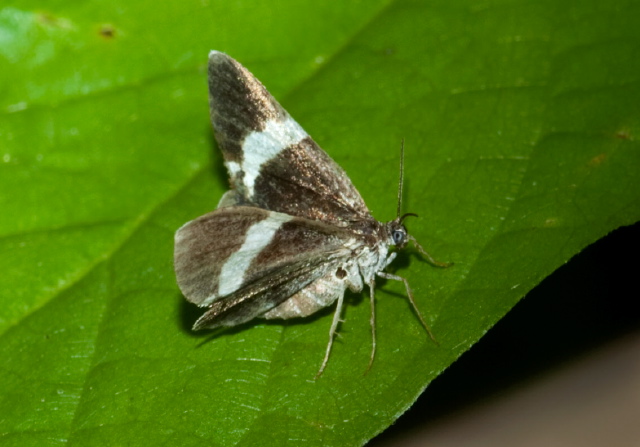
left=408, top=235, right=452, bottom=268
left=366, top=279, right=377, bottom=374
left=383, top=252, right=397, bottom=268
left=315, top=292, right=345, bottom=379
left=377, top=271, right=437, bottom=343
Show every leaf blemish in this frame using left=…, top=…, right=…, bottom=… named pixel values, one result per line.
left=615, top=128, right=632, bottom=140
left=588, top=153, right=607, bottom=167
left=99, top=24, right=116, bottom=39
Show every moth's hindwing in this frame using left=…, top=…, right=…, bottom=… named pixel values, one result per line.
left=193, top=261, right=334, bottom=329
left=208, top=51, right=372, bottom=225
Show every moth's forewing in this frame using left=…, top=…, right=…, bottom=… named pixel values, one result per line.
left=208, top=51, right=371, bottom=224
left=175, top=205, right=358, bottom=315
left=206, top=52, right=288, bottom=160
left=175, top=206, right=270, bottom=306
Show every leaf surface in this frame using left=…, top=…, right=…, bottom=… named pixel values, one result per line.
left=1, top=0, right=639, bottom=445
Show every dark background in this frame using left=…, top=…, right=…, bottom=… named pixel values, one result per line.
left=373, top=221, right=640, bottom=445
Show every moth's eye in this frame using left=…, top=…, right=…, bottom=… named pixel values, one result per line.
left=392, top=229, right=406, bottom=245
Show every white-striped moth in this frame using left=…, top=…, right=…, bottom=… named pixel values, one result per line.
left=174, top=52, right=448, bottom=377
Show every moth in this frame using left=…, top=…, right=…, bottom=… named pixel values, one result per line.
left=174, top=51, right=448, bottom=377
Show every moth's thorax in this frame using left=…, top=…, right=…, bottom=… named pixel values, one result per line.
left=341, top=218, right=394, bottom=283
left=346, top=218, right=386, bottom=239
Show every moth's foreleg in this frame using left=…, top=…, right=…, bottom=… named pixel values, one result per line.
left=383, top=252, right=397, bottom=269
left=315, top=292, right=345, bottom=379
left=377, top=271, right=437, bottom=343
left=408, top=235, right=452, bottom=268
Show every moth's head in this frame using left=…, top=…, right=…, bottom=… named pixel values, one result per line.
left=388, top=213, right=453, bottom=269
left=387, top=213, right=418, bottom=249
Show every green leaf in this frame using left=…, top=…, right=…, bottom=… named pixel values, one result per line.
left=1, top=0, right=639, bottom=445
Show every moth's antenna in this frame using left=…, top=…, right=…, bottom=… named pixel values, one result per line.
left=396, top=139, right=405, bottom=219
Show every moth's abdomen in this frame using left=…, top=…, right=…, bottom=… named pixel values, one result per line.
left=262, top=267, right=346, bottom=319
